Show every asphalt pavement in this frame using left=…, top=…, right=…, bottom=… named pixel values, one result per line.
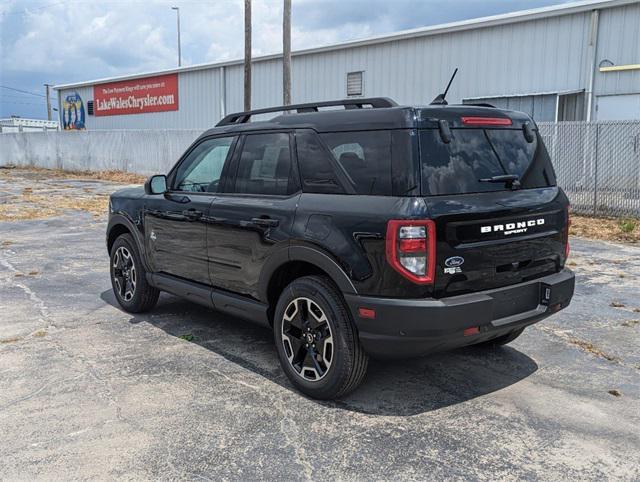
left=1, top=171, right=639, bottom=480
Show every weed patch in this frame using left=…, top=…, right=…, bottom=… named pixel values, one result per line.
left=570, top=215, right=639, bottom=243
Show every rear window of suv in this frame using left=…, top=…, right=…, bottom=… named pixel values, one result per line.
left=419, top=128, right=556, bottom=196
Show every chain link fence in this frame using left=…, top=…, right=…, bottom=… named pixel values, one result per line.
left=539, top=121, right=640, bottom=217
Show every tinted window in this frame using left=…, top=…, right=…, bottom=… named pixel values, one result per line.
left=174, top=136, right=235, bottom=192
left=234, top=133, right=293, bottom=195
left=321, top=131, right=392, bottom=195
left=420, top=128, right=555, bottom=196
left=296, top=130, right=345, bottom=194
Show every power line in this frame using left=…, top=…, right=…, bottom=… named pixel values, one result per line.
left=1, top=1, right=68, bottom=16
left=0, top=85, right=48, bottom=98
left=1, top=92, right=57, bottom=100
left=0, top=100, right=48, bottom=106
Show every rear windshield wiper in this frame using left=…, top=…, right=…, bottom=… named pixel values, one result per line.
left=479, top=174, right=521, bottom=190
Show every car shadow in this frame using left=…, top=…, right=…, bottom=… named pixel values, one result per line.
left=101, top=290, right=538, bottom=416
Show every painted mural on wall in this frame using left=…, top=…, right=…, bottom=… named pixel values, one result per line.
left=63, top=92, right=86, bottom=130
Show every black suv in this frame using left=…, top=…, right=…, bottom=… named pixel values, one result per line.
left=107, top=97, right=574, bottom=399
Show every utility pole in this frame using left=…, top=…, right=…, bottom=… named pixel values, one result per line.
left=171, top=6, right=182, bottom=67
left=244, top=0, right=251, bottom=111
left=283, top=0, right=291, bottom=106
left=44, top=83, right=52, bottom=121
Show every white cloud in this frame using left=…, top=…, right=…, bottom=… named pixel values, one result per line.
left=5, top=1, right=177, bottom=76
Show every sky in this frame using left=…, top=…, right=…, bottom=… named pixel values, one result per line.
left=0, top=0, right=572, bottom=120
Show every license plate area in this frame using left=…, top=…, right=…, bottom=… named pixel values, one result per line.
left=492, top=283, right=541, bottom=319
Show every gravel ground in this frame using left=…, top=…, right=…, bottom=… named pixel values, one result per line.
left=1, top=171, right=639, bottom=481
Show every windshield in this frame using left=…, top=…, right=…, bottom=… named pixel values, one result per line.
left=419, top=128, right=556, bottom=196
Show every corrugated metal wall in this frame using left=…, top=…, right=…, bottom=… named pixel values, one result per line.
left=57, top=3, right=639, bottom=130
left=594, top=2, right=640, bottom=97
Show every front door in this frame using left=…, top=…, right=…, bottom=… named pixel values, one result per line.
left=207, top=131, right=300, bottom=299
left=144, top=135, right=237, bottom=285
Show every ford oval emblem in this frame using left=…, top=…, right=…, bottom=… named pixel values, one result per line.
left=445, top=256, right=465, bottom=268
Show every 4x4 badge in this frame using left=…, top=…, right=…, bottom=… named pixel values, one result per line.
left=444, top=256, right=464, bottom=274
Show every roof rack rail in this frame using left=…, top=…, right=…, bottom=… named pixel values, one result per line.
left=216, top=97, right=398, bottom=126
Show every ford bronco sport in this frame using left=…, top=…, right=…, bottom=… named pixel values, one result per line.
left=107, top=97, right=574, bottom=399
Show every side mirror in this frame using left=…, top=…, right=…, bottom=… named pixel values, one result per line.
left=144, top=174, right=167, bottom=195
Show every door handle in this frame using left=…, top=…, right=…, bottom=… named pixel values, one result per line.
left=251, top=217, right=279, bottom=227
left=165, top=193, right=191, bottom=204
left=182, top=209, right=203, bottom=220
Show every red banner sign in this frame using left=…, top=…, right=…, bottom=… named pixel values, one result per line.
left=93, top=73, right=179, bottom=116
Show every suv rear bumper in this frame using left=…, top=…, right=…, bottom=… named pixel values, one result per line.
left=344, top=269, right=575, bottom=358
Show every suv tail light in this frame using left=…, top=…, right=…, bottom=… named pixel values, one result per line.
left=385, top=220, right=436, bottom=284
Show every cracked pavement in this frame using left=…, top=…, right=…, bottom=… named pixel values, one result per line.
left=1, top=170, right=639, bottom=480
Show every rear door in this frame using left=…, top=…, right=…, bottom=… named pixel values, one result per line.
left=419, top=123, right=569, bottom=298
left=206, top=131, right=300, bottom=299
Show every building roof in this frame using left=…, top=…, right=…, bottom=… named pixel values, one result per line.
left=54, top=0, right=635, bottom=91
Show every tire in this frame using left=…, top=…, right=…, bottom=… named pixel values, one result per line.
left=110, top=233, right=159, bottom=313
left=474, top=327, right=525, bottom=348
left=273, top=275, right=369, bottom=400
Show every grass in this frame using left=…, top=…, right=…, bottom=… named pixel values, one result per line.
left=0, top=194, right=108, bottom=221
left=0, top=168, right=112, bottom=221
left=570, top=215, right=639, bottom=243
left=178, top=334, right=196, bottom=341
left=568, top=337, right=618, bottom=362
left=619, top=218, right=637, bottom=234
left=0, top=165, right=146, bottom=184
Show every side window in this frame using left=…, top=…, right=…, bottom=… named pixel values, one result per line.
left=234, top=133, right=293, bottom=195
left=320, top=130, right=392, bottom=195
left=174, top=136, right=235, bottom=192
left=296, top=130, right=345, bottom=194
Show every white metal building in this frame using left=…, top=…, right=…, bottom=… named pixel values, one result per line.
left=54, top=0, right=640, bottom=130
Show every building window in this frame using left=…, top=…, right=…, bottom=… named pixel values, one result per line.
left=346, top=71, right=364, bottom=97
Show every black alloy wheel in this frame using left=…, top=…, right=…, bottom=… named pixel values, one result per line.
left=109, top=233, right=159, bottom=313
left=273, top=275, right=369, bottom=399
left=281, top=297, right=334, bottom=381
left=112, top=246, right=137, bottom=302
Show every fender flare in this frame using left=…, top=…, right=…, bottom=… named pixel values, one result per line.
left=258, top=244, right=358, bottom=302
left=107, top=213, right=151, bottom=271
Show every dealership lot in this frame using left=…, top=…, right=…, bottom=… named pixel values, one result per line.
left=1, top=169, right=639, bottom=480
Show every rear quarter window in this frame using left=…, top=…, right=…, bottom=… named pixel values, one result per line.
left=321, top=131, right=392, bottom=195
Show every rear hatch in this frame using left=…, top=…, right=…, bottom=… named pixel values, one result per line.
left=418, top=111, right=569, bottom=298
